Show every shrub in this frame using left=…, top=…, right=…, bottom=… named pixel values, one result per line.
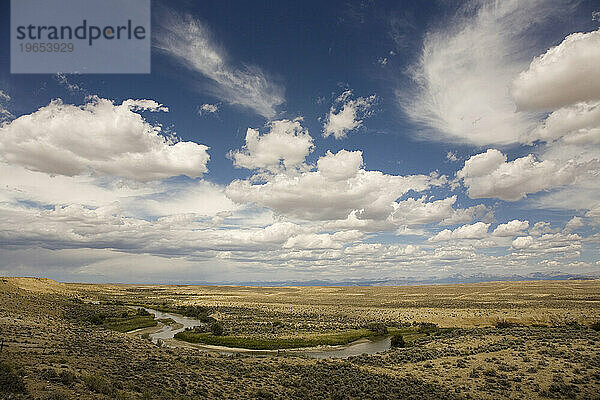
left=82, top=374, right=113, bottom=395
left=368, top=322, right=388, bottom=335
left=210, top=321, right=224, bottom=336
left=255, top=388, right=275, bottom=399
left=58, top=370, right=76, bottom=386
left=41, top=367, right=59, bottom=382
left=177, top=305, right=213, bottom=322
left=417, top=322, right=438, bottom=335
left=103, top=316, right=157, bottom=332
left=495, top=319, right=521, bottom=328
left=0, top=362, right=26, bottom=393
left=41, top=368, right=76, bottom=386
left=590, top=321, right=600, bottom=331
left=45, top=390, right=69, bottom=400
left=390, top=334, right=406, bottom=348
left=87, top=313, right=106, bottom=325
left=187, top=325, right=210, bottom=333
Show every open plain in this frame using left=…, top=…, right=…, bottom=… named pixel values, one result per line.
left=1, top=277, right=599, bottom=399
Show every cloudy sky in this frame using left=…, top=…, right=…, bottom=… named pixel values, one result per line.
left=0, top=0, right=599, bottom=283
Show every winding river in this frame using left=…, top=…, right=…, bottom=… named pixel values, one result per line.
left=130, top=308, right=391, bottom=359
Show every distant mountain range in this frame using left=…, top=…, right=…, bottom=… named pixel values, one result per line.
left=168, top=271, right=600, bottom=287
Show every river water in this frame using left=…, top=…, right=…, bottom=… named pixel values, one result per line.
left=133, top=308, right=391, bottom=359
left=133, top=307, right=203, bottom=341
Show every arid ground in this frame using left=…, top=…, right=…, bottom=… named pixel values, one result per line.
left=1, top=277, right=599, bottom=399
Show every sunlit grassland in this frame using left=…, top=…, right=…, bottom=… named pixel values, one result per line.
left=173, top=326, right=448, bottom=349
left=72, top=280, right=600, bottom=331
left=174, top=328, right=378, bottom=349
left=3, top=277, right=600, bottom=399
left=101, top=315, right=157, bottom=332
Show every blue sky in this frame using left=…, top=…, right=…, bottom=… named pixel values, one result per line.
left=0, top=0, right=599, bottom=283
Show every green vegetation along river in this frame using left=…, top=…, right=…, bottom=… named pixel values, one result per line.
left=136, top=308, right=392, bottom=358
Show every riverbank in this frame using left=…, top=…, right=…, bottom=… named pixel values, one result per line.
left=166, top=335, right=393, bottom=359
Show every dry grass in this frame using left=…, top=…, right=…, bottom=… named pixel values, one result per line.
left=68, top=279, right=600, bottom=331
left=1, top=277, right=599, bottom=399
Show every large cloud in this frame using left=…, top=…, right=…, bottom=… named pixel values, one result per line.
left=398, top=0, right=567, bottom=145
left=452, top=23, right=600, bottom=208
left=0, top=97, right=210, bottom=182
left=527, top=100, right=600, bottom=144
left=226, top=149, right=445, bottom=221
left=389, top=196, right=460, bottom=226
left=511, top=29, right=600, bottom=111
left=389, top=195, right=491, bottom=226
left=586, top=205, right=600, bottom=225
left=228, top=119, right=313, bottom=172
left=511, top=232, right=582, bottom=256
left=318, top=195, right=491, bottom=234
left=0, top=202, right=304, bottom=255
left=155, top=11, right=284, bottom=118
left=0, top=197, right=594, bottom=281
left=456, top=149, right=597, bottom=201
left=0, top=161, right=237, bottom=223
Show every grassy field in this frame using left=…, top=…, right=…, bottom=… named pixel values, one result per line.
left=1, top=277, right=599, bottom=399
left=102, top=315, right=157, bottom=332
left=70, top=279, right=600, bottom=331
left=174, top=328, right=377, bottom=349
left=174, top=326, right=436, bottom=349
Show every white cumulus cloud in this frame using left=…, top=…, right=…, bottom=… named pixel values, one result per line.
left=316, top=150, right=364, bottom=180
left=428, top=222, right=490, bottom=242
left=226, top=149, right=444, bottom=221
left=0, top=97, right=210, bottom=182
left=228, top=119, right=314, bottom=172
left=492, top=220, right=529, bottom=237
left=283, top=231, right=363, bottom=250
left=512, top=236, right=534, bottom=249
left=456, top=149, right=596, bottom=201
left=528, top=100, right=600, bottom=144
left=511, top=232, right=582, bottom=256
left=564, top=216, right=584, bottom=231
left=511, top=29, right=600, bottom=111
left=446, top=151, right=458, bottom=162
